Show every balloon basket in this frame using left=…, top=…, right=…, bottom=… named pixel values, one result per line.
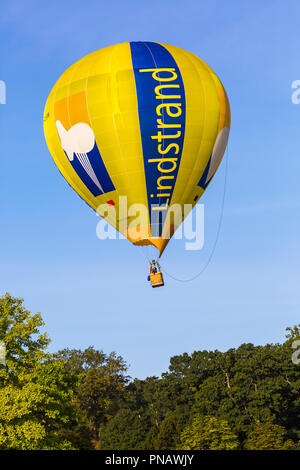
left=150, top=272, right=164, bottom=288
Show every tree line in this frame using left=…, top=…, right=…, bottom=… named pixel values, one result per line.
left=0, top=293, right=299, bottom=450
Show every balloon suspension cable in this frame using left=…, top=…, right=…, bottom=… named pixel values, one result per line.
left=159, top=146, right=229, bottom=283
left=138, top=245, right=151, bottom=264
left=137, top=244, right=160, bottom=266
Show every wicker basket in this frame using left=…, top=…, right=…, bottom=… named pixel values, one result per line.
left=150, top=272, right=164, bottom=288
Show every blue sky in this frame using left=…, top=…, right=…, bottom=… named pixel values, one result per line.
left=0, top=0, right=299, bottom=378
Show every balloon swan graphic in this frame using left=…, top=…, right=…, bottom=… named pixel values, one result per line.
left=56, top=120, right=104, bottom=193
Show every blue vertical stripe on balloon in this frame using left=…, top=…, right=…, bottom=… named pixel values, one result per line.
left=68, top=143, right=115, bottom=197
left=130, top=41, right=186, bottom=237
left=197, top=154, right=213, bottom=190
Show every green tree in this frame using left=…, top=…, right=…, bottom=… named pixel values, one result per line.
left=101, top=409, right=151, bottom=450
left=245, top=418, right=295, bottom=450
left=191, top=340, right=300, bottom=442
left=0, top=293, right=49, bottom=386
left=0, top=294, right=76, bottom=449
left=55, top=347, right=129, bottom=449
left=153, top=413, right=181, bottom=450
left=178, top=415, right=239, bottom=450
left=0, top=360, right=76, bottom=449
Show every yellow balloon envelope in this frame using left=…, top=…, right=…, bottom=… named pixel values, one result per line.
left=44, top=41, right=230, bottom=257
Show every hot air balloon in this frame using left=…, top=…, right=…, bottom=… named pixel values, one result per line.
left=44, top=42, right=230, bottom=288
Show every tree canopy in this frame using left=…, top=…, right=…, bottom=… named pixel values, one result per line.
left=0, top=293, right=299, bottom=450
